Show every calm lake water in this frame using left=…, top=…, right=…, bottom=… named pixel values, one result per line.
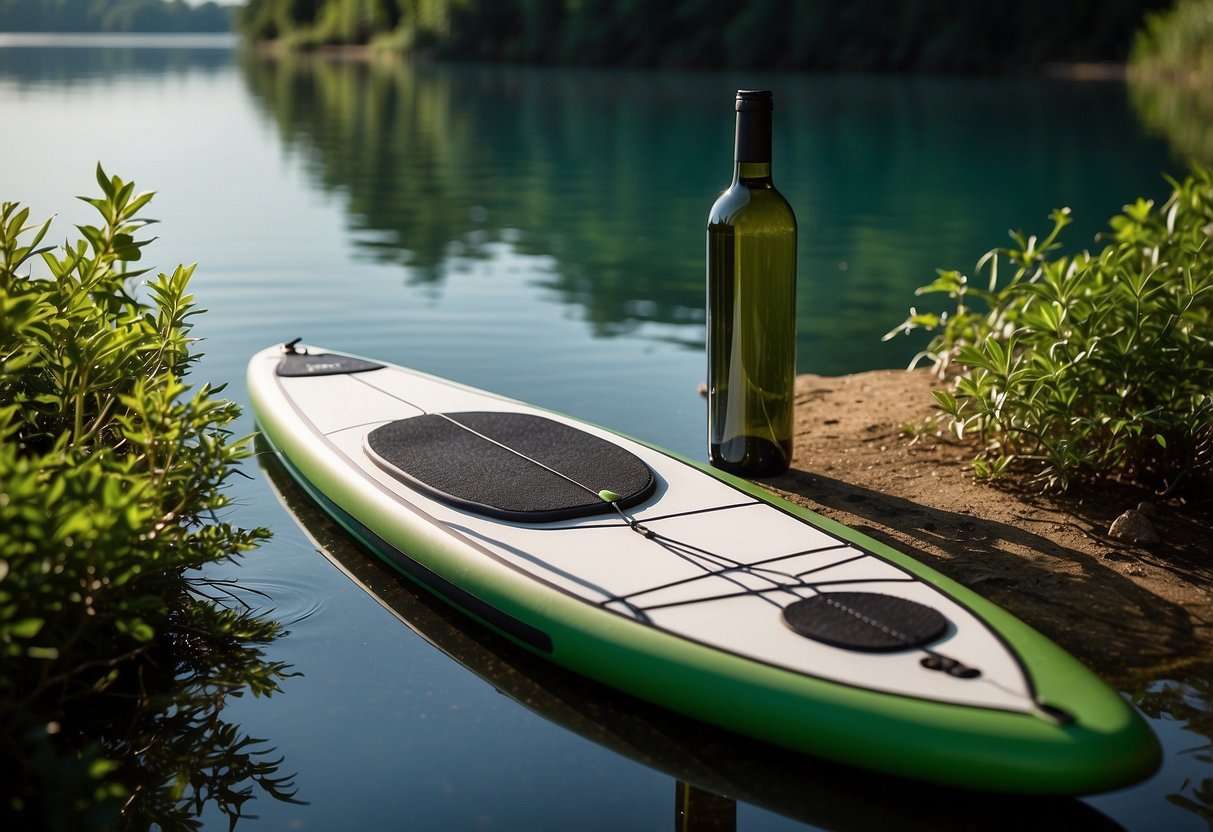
left=1, top=34, right=1209, bottom=831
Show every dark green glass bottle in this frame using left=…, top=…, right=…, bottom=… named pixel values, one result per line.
left=707, top=89, right=797, bottom=477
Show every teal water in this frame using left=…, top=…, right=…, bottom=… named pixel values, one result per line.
left=1, top=35, right=1208, bottom=830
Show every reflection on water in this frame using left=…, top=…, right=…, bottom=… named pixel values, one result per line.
left=237, top=54, right=1181, bottom=374
left=238, top=55, right=711, bottom=348
left=107, top=589, right=304, bottom=830
left=3, top=584, right=302, bottom=831
left=0, top=33, right=233, bottom=83
left=1132, top=676, right=1213, bottom=824
left=1130, top=79, right=1213, bottom=166
left=258, top=444, right=1131, bottom=832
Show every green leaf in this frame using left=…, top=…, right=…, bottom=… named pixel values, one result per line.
left=88, top=758, right=122, bottom=780
left=95, top=162, right=113, bottom=198
left=914, top=268, right=970, bottom=300
left=955, top=344, right=996, bottom=373
left=930, top=388, right=962, bottom=418
left=5, top=617, right=44, bottom=638
left=130, top=620, right=155, bottom=642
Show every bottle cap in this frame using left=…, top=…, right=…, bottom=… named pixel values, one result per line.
left=735, top=90, right=773, bottom=112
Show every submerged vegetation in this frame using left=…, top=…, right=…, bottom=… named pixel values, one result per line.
left=0, top=169, right=297, bottom=829
left=236, top=0, right=1167, bottom=73
left=887, top=165, right=1213, bottom=494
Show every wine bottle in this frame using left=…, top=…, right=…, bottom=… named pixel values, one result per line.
left=706, top=89, right=797, bottom=477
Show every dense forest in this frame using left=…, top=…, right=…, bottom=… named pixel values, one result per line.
left=235, top=0, right=1173, bottom=73
left=0, top=0, right=233, bottom=33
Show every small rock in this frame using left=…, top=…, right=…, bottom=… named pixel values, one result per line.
left=1108, top=509, right=1161, bottom=545
left=1136, top=501, right=1157, bottom=518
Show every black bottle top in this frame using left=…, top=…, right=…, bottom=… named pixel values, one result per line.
left=734, top=89, right=772, bottom=164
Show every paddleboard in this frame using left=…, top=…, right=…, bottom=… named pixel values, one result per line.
left=247, top=341, right=1160, bottom=794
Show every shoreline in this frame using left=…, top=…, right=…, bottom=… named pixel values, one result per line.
left=245, top=40, right=1135, bottom=83
left=762, top=368, right=1212, bottom=685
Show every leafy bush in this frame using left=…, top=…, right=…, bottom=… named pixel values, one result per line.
left=886, top=165, right=1213, bottom=492
left=0, top=168, right=293, bottom=829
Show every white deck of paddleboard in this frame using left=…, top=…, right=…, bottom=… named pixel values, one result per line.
left=251, top=347, right=1036, bottom=714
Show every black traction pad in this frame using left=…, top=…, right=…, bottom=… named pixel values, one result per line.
left=366, top=412, right=657, bottom=523
left=783, top=592, right=948, bottom=652
left=277, top=352, right=384, bottom=377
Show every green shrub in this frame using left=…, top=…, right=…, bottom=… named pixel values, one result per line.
left=1, top=168, right=293, bottom=829
left=887, top=165, right=1213, bottom=492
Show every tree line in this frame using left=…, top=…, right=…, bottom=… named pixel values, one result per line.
left=0, top=0, right=233, bottom=33
left=236, top=0, right=1172, bottom=73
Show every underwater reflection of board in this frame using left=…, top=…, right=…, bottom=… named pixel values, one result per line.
left=247, top=342, right=1160, bottom=794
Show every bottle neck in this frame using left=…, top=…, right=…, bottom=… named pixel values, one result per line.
left=733, top=108, right=772, bottom=184
left=734, top=161, right=772, bottom=184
